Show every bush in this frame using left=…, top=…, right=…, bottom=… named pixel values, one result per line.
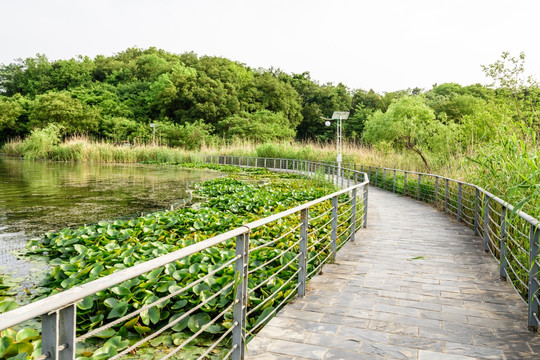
left=19, top=123, right=62, bottom=159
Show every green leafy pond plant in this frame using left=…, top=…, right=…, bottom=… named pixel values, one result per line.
left=0, top=164, right=355, bottom=359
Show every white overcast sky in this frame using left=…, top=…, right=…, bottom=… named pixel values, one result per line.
left=1, top=0, right=539, bottom=92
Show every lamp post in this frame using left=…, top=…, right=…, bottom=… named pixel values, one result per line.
left=150, top=123, right=156, bottom=146
left=321, top=111, right=349, bottom=179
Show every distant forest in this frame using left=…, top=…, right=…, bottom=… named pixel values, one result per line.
left=1, top=48, right=538, bottom=151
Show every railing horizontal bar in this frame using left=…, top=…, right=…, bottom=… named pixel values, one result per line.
left=248, top=267, right=301, bottom=316
left=506, top=260, right=528, bottom=289
left=309, top=206, right=333, bottom=222
left=249, top=239, right=301, bottom=275
left=308, top=251, right=334, bottom=279
left=250, top=223, right=301, bottom=252
left=308, top=218, right=333, bottom=236
left=196, top=322, right=236, bottom=360
left=160, top=302, right=235, bottom=360
left=249, top=253, right=301, bottom=294
left=307, top=231, right=332, bottom=251
left=249, top=283, right=300, bottom=333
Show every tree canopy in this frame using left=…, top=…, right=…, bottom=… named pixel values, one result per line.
left=0, top=48, right=537, bottom=160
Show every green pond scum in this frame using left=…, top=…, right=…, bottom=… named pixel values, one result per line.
left=0, top=164, right=357, bottom=359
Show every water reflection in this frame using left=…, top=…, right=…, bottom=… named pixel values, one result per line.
left=0, top=156, right=220, bottom=276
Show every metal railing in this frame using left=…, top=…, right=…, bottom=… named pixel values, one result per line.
left=342, top=162, right=539, bottom=332
left=0, top=157, right=368, bottom=360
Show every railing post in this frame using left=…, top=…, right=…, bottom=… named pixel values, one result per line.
left=417, top=174, right=422, bottom=200
left=393, top=170, right=396, bottom=193
left=331, top=196, right=338, bottom=262
left=351, top=188, right=357, bottom=242
left=500, top=206, right=507, bottom=280
left=403, top=172, right=407, bottom=196
left=474, top=188, right=480, bottom=235
left=457, top=183, right=463, bottom=222
left=363, top=185, right=368, bottom=228
left=374, top=168, right=378, bottom=187
left=434, top=176, right=439, bottom=205
left=383, top=169, right=386, bottom=190
left=529, top=225, right=540, bottom=331
left=42, top=304, right=76, bottom=360
left=299, top=209, right=308, bottom=297
left=445, top=179, right=449, bottom=213
left=232, top=232, right=249, bottom=359
left=528, top=224, right=539, bottom=332
left=483, top=196, right=491, bottom=252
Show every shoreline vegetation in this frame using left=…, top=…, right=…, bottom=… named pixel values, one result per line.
left=2, top=134, right=538, bottom=219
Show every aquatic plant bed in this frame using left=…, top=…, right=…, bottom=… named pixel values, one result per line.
left=0, top=164, right=358, bottom=359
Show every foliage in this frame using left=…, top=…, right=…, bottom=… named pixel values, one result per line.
left=218, top=110, right=296, bottom=142
left=363, top=96, right=457, bottom=171
left=16, top=123, right=63, bottom=160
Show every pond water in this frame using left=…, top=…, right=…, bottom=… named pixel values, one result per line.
left=0, top=156, right=220, bottom=279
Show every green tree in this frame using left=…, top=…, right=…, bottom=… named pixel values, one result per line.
left=363, top=96, right=456, bottom=171
left=218, top=110, right=296, bottom=142
left=0, top=95, right=24, bottom=134
left=28, top=91, right=100, bottom=135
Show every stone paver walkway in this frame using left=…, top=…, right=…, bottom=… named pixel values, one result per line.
left=247, top=187, right=540, bottom=360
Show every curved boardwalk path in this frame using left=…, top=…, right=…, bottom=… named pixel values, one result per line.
left=247, top=187, right=540, bottom=360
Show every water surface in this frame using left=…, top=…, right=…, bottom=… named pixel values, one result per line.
left=0, top=156, right=220, bottom=278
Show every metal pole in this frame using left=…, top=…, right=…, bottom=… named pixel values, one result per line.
left=383, top=169, right=386, bottom=190
left=500, top=206, right=507, bottom=280
left=434, top=176, right=439, bottom=205
left=232, top=232, right=249, bottom=360
left=417, top=174, right=422, bottom=200
left=474, top=188, right=480, bottom=236
left=42, top=304, right=76, bottom=360
left=404, top=172, right=407, bottom=196
left=299, top=209, right=308, bottom=296
left=483, top=197, right=490, bottom=252
left=393, top=170, right=396, bottom=193
left=528, top=224, right=539, bottom=331
left=351, top=188, right=357, bottom=241
left=331, top=196, right=338, bottom=262
left=445, top=179, right=449, bottom=214
left=457, top=183, right=463, bottom=222
left=363, top=185, right=368, bottom=228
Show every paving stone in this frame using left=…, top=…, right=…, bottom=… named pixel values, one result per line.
left=445, top=341, right=505, bottom=359
left=368, top=320, right=419, bottom=336
left=289, top=319, right=340, bottom=335
left=306, top=333, right=361, bottom=352
left=337, top=327, right=389, bottom=343
left=257, top=325, right=311, bottom=343
left=360, top=341, right=417, bottom=359
left=418, top=350, right=475, bottom=360
left=266, top=339, right=328, bottom=359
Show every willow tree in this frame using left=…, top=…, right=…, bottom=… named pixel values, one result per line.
left=362, top=96, right=456, bottom=172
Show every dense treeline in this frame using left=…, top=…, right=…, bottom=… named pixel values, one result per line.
left=1, top=48, right=538, bottom=150
left=0, top=47, right=360, bottom=147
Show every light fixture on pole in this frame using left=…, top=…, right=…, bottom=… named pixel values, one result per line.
left=321, top=111, right=349, bottom=179
left=150, top=123, right=156, bottom=146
